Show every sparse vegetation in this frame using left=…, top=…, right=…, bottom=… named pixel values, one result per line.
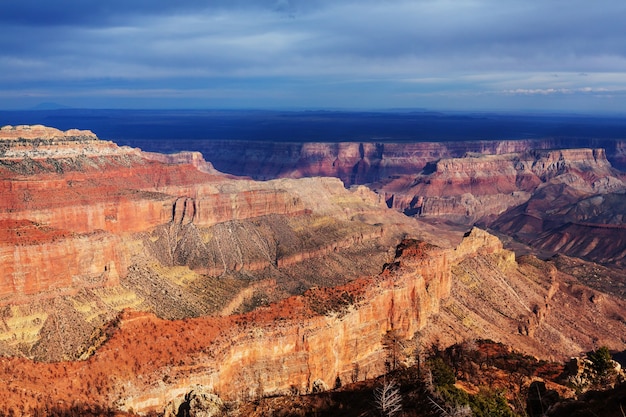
left=374, top=380, right=403, bottom=417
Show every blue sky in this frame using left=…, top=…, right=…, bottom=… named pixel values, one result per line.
left=1, top=0, right=626, bottom=112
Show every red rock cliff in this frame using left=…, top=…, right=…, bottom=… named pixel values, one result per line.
left=376, top=148, right=625, bottom=224
left=0, top=234, right=456, bottom=414
left=1, top=227, right=624, bottom=416
left=160, top=138, right=626, bottom=186
left=0, top=126, right=364, bottom=306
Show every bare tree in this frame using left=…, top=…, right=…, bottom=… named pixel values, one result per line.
left=374, top=380, right=403, bottom=417
left=428, top=396, right=472, bottom=417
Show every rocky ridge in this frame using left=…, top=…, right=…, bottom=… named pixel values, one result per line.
left=154, top=138, right=626, bottom=185
left=1, top=126, right=626, bottom=415
left=0, top=124, right=97, bottom=140
left=0, top=228, right=624, bottom=415
left=0, top=125, right=430, bottom=360
left=372, top=148, right=626, bottom=266
left=376, top=148, right=622, bottom=220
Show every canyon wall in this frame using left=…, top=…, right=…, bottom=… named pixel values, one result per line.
left=1, top=125, right=626, bottom=415
left=0, top=226, right=125, bottom=302
left=1, top=227, right=625, bottom=416
left=0, top=125, right=426, bottom=363
left=124, top=238, right=453, bottom=412
left=0, top=127, right=363, bottom=306
left=156, top=138, right=626, bottom=186
left=378, top=148, right=624, bottom=222
left=0, top=232, right=458, bottom=414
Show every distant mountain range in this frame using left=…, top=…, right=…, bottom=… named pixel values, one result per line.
left=1, top=108, right=626, bottom=144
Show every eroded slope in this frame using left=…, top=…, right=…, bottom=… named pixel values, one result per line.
left=0, top=125, right=430, bottom=361
left=0, top=229, right=624, bottom=415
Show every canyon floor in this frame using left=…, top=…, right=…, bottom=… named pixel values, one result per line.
left=0, top=124, right=625, bottom=416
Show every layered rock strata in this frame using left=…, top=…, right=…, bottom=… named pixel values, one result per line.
left=377, top=148, right=623, bottom=221
left=0, top=228, right=625, bottom=415
left=0, top=126, right=354, bottom=304
left=158, top=136, right=625, bottom=266
left=0, top=231, right=461, bottom=413
left=2, top=125, right=625, bottom=415
left=372, top=148, right=626, bottom=266
left=0, top=125, right=427, bottom=361
left=145, top=138, right=626, bottom=186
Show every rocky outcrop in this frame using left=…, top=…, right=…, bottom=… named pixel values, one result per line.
left=1, top=228, right=625, bottom=415
left=0, top=124, right=97, bottom=140
left=451, top=227, right=505, bottom=262
left=376, top=148, right=624, bottom=222
left=142, top=150, right=224, bottom=176
left=144, top=138, right=626, bottom=186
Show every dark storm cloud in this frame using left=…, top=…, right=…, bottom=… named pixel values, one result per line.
left=1, top=0, right=625, bottom=110
left=0, top=1, right=268, bottom=26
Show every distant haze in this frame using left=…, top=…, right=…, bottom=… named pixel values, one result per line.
left=2, top=109, right=625, bottom=145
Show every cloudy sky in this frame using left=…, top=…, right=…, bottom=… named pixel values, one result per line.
left=1, top=0, right=626, bottom=112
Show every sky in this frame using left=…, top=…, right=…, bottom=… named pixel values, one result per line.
left=1, top=0, right=626, bottom=112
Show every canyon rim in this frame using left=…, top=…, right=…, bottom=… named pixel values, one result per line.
left=0, top=124, right=625, bottom=415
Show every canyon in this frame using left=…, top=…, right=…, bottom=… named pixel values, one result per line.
left=1, top=228, right=625, bottom=415
left=1, top=124, right=626, bottom=415
left=129, top=138, right=626, bottom=186
left=162, top=138, right=625, bottom=268
left=1, top=125, right=433, bottom=361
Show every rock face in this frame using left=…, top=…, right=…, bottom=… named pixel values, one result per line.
left=0, top=231, right=489, bottom=413
left=376, top=148, right=622, bottom=221
left=0, top=124, right=97, bottom=141
left=149, top=138, right=626, bottom=186
left=0, top=228, right=625, bottom=416
left=0, top=125, right=427, bottom=361
left=0, top=223, right=125, bottom=301
left=371, top=148, right=626, bottom=266
left=120, top=238, right=453, bottom=413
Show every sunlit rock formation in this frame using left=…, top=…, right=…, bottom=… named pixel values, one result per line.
left=0, top=228, right=624, bottom=415
left=1, top=125, right=625, bottom=416
left=156, top=138, right=626, bottom=185
left=0, top=125, right=426, bottom=360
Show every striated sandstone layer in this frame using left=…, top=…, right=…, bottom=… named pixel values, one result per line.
left=0, top=228, right=624, bottom=415
left=376, top=148, right=623, bottom=221
left=150, top=138, right=626, bottom=186
left=0, top=223, right=125, bottom=301
left=0, top=125, right=438, bottom=361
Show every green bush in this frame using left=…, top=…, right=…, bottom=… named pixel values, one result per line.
left=428, top=357, right=456, bottom=387
left=427, top=355, right=518, bottom=417
left=588, top=346, right=613, bottom=379
left=469, top=389, right=515, bottom=417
